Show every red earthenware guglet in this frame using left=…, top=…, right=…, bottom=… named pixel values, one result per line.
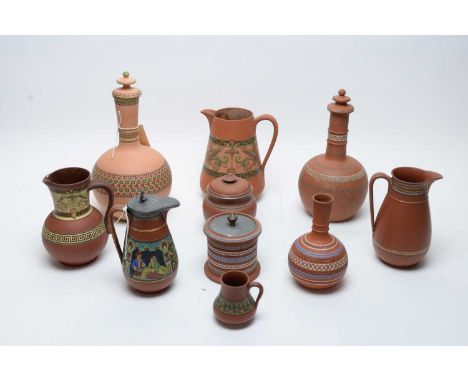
left=204, top=212, right=262, bottom=283
left=370, top=167, right=442, bottom=268
left=200, top=107, right=279, bottom=197
left=203, top=174, right=257, bottom=219
left=92, top=72, right=172, bottom=219
left=108, top=193, right=180, bottom=293
left=213, top=271, right=263, bottom=325
left=42, top=167, right=113, bottom=266
left=298, top=89, right=368, bottom=221
left=288, top=193, right=348, bottom=289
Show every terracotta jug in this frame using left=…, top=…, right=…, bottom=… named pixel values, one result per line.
left=288, top=193, right=348, bottom=289
left=42, top=167, right=113, bottom=266
left=92, top=72, right=172, bottom=219
left=203, top=174, right=256, bottom=219
left=298, top=89, right=367, bottom=222
left=370, top=167, right=442, bottom=268
left=108, top=192, right=180, bottom=293
left=213, top=271, right=263, bottom=325
left=200, top=107, right=279, bottom=197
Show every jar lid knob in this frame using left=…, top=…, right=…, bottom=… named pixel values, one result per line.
left=227, top=213, right=238, bottom=226
left=139, top=190, right=147, bottom=203
left=223, top=173, right=238, bottom=184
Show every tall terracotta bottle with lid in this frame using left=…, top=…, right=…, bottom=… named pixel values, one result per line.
left=298, top=89, right=367, bottom=222
left=92, top=72, right=172, bottom=217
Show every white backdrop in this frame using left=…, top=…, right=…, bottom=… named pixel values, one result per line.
left=0, top=36, right=466, bottom=345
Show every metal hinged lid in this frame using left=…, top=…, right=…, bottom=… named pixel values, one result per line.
left=204, top=212, right=261, bottom=243
left=127, top=192, right=180, bottom=219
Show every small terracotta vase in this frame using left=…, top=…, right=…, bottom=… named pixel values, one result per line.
left=108, top=193, right=180, bottom=293
left=42, top=167, right=113, bottom=266
left=288, top=193, right=348, bottom=289
left=204, top=212, right=262, bottom=283
left=200, top=107, right=279, bottom=197
left=370, top=167, right=442, bottom=268
left=203, top=174, right=256, bottom=219
left=92, top=72, right=172, bottom=219
left=298, top=89, right=368, bottom=222
left=213, top=271, right=263, bottom=325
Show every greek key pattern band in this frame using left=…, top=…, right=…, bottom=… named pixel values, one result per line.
left=42, top=221, right=106, bottom=245
left=304, top=166, right=366, bottom=183
left=328, top=132, right=347, bottom=143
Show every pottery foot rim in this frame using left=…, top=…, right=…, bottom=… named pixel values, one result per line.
left=204, top=261, right=261, bottom=284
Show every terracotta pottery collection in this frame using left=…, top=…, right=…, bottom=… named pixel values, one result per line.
left=200, top=107, right=278, bottom=197
left=288, top=193, right=348, bottom=289
left=213, top=271, right=263, bottom=325
left=298, top=89, right=368, bottom=222
left=204, top=212, right=262, bottom=283
left=370, top=167, right=442, bottom=268
left=203, top=174, right=256, bottom=219
left=92, top=72, right=172, bottom=219
left=40, top=72, right=443, bottom=328
left=108, top=192, right=180, bottom=293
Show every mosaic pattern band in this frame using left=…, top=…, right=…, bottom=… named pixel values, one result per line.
left=391, top=178, right=428, bottom=196
left=92, top=161, right=172, bottom=199
left=42, top=221, right=106, bottom=245
left=295, top=235, right=343, bottom=260
left=50, top=188, right=91, bottom=220
left=304, top=166, right=366, bottom=183
left=208, top=249, right=257, bottom=264
left=289, top=250, right=348, bottom=271
left=214, top=295, right=256, bottom=316
left=289, top=263, right=347, bottom=281
left=203, top=135, right=262, bottom=180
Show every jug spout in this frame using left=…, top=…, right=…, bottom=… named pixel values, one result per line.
left=424, top=170, right=443, bottom=188
left=201, top=109, right=216, bottom=127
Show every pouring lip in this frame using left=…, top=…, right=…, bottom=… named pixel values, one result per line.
left=214, top=107, right=254, bottom=121
left=391, top=167, right=442, bottom=184
left=43, top=167, right=90, bottom=190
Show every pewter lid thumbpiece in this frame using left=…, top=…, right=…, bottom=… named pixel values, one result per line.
left=127, top=191, right=180, bottom=218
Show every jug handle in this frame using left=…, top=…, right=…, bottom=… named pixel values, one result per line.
left=254, top=114, right=279, bottom=172
left=369, top=172, right=391, bottom=233
left=87, top=180, right=114, bottom=232
left=248, top=281, right=264, bottom=308
left=107, top=205, right=125, bottom=262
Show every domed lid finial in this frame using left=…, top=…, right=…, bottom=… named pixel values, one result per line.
left=113, top=70, right=142, bottom=100
left=327, top=88, right=354, bottom=114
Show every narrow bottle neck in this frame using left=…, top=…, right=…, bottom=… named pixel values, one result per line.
left=115, top=99, right=139, bottom=128
left=325, top=113, right=348, bottom=160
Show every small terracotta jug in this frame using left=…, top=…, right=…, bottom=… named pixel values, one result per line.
left=203, top=174, right=256, bottom=219
left=370, top=167, right=442, bottom=268
left=42, top=167, right=113, bottom=266
left=298, top=89, right=368, bottom=221
left=213, top=271, right=263, bottom=325
left=108, top=193, right=180, bottom=293
left=288, top=193, right=348, bottom=289
left=200, top=107, right=279, bottom=197
left=92, top=72, right=172, bottom=219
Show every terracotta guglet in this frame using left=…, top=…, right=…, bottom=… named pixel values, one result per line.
left=370, top=167, right=442, bottom=268
left=288, top=193, right=348, bottom=289
left=298, top=89, right=368, bottom=222
left=108, top=192, right=180, bottom=293
left=92, top=72, right=172, bottom=219
left=203, top=174, right=256, bottom=219
left=42, top=167, right=113, bottom=266
left=204, top=212, right=262, bottom=283
left=213, top=271, right=263, bottom=325
left=200, top=107, right=279, bottom=197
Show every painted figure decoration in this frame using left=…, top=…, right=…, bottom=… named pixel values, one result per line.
left=200, top=107, right=279, bottom=197
left=108, top=192, right=180, bottom=293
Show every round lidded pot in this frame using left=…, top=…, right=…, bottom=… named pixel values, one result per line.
left=203, top=212, right=262, bottom=283
left=203, top=174, right=257, bottom=219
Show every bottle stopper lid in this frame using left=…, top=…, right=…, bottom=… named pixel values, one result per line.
left=327, top=89, right=354, bottom=114
left=112, top=71, right=142, bottom=101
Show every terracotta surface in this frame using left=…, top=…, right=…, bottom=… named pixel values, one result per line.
left=298, top=89, right=367, bottom=222
left=92, top=72, right=172, bottom=219
left=288, top=193, right=348, bottom=289
left=370, top=167, right=442, bottom=268
left=200, top=107, right=278, bottom=197
left=42, top=167, right=113, bottom=266
left=108, top=193, right=180, bottom=293
left=213, top=271, right=263, bottom=325
left=203, top=212, right=262, bottom=283
left=203, top=174, right=256, bottom=219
